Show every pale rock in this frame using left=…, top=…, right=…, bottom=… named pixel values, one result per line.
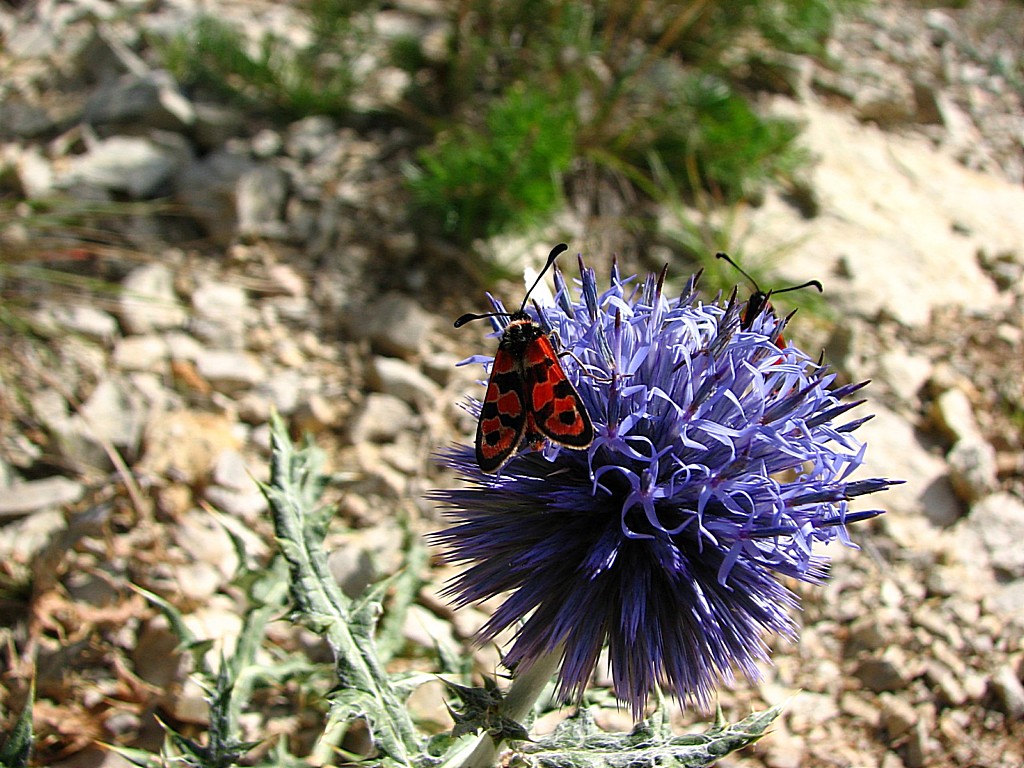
left=251, top=128, right=283, bottom=158
left=879, top=693, right=918, bottom=739
left=83, top=70, right=195, bottom=131
left=876, top=348, right=933, bottom=404
left=181, top=597, right=244, bottom=661
left=58, top=133, right=191, bottom=199
left=925, top=661, right=967, bottom=707
left=931, top=387, right=983, bottom=443
left=16, top=145, right=55, bottom=198
left=211, top=449, right=253, bottom=491
left=133, top=615, right=185, bottom=689
left=0, top=476, right=85, bottom=518
left=747, top=100, right=1012, bottom=328
left=348, top=393, right=413, bottom=444
left=786, top=692, right=839, bottom=733
left=402, top=603, right=459, bottom=657
left=203, top=484, right=268, bottom=521
left=987, top=581, right=1024, bottom=618
left=113, top=335, right=169, bottom=372
left=855, top=646, right=919, bottom=692
left=327, top=526, right=402, bottom=598
left=285, top=115, right=337, bottom=161
left=236, top=165, right=289, bottom=239
left=56, top=377, right=147, bottom=470
left=191, top=281, right=249, bottom=348
left=42, top=303, right=118, bottom=341
left=370, top=356, right=440, bottom=406
left=352, top=443, right=408, bottom=499
left=175, top=149, right=254, bottom=244
left=163, top=331, right=204, bottom=361
left=989, top=664, right=1024, bottom=719
left=0, top=507, right=63, bottom=561
left=194, top=350, right=266, bottom=392
left=192, top=102, right=246, bottom=150
left=404, top=679, right=453, bottom=732
left=964, top=492, right=1024, bottom=579
left=852, top=404, right=956, bottom=523
left=946, top=437, right=998, bottom=502
left=758, top=718, right=805, bottom=768
left=353, top=292, right=435, bottom=358
left=137, top=411, right=240, bottom=484
left=119, top=263, right=187, bottom=334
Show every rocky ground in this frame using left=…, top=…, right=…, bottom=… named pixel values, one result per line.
left=0, top=1, right=1022, bottom=767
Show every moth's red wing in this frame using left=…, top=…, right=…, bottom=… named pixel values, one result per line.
left=475, top=348, right=527, bottom=473
left=522, top=335, right=594, bottom=448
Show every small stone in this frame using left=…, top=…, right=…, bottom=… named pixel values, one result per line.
left=41, top=303, right=118, bottom=341
left=204, top=485, right=268, bottom=521
left=119, top=263, right=187, bottom=334
left=113, top=336, right=169, bottom=372
left=212, top=449, right=252, bottom=491
left=285, top=115, right=337, bottom=161
left=174, top=149, right=254, bottom=244
left=58, top=134, right=192, bottom=199
left=251, top=128, right=283, bottom=158
left=236, top=165, right=289, bottom=239
left=327, top=527, right=399, bottom=598
left=57, top=377, right=147, bottom=470
left=855, top=646, right=918, bottom=692
left=923, top=661, right=967, bottom=707
left=15, top=145, right=55, bottom=198
left=988, top=664, right=1024, bottom=719
left=369, top=356, right=440, bottom=406
left=402, top=604, right=459, bottom=657
left=353, top=292, right=435, bottom=358
left=137, top=411, right=240, bottom=484
left=946, top=437, right=998, bottom=503
left=931, top=387, right=982, bottom=443
left=194, top=350, right=266, bottom=392
left=348, top=393, right=413, bottom=444
left=133, top=616, right=185, bottom=690
left=965, top=492, right=1024, bottom=578
left=191, top=281, right=249, bottom=348
left=0, top=476, right=84, bottom=518
left=877, top=348, right=932, bottom=404
left=191, top=102, right=245, bottom=149
left=904, top=719, right=932, bottom=768
left=83, top=70, right=195, bottom=131
left=879, top=693, right=917, bottom=739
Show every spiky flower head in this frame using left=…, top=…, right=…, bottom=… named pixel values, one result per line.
left=431, top=256, right=897, bottom=717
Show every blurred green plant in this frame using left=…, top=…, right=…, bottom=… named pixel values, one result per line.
left=158, top=0, right=375, bottom=118
left=403, top=0, right=858, bottom=245
left=405, top=85, right=577, bottom=244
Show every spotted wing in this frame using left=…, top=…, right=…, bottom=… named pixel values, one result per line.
left=522, top=334, right=594, bottom=448
left=475, top=347, right=528, bottom=473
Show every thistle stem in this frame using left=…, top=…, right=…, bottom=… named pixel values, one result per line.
left=462, top=648, right=563, bottom=768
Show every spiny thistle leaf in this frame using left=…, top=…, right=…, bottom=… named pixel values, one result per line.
left=518, top=703, right=783, bottom=767
left=262, top=413, right=419, bottom=763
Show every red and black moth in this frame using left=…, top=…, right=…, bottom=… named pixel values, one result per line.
left=455, top=243, right=595, bottom=474
left=716, top=252, right=823, bottom=340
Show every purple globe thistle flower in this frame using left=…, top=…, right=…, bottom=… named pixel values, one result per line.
left=430, top=255, right=898, bottom=718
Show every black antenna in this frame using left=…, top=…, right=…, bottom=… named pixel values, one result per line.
left=454, top=243, right=569, bottom=328
left=716, top=252, right=822, bottom=328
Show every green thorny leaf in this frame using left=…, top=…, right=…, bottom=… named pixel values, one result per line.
left=443, top=676, right=530, bottom=743
left=261, top=414, right=420, bottom=764
left=511, top=703, right=784, bottom=768
left=160, top=661, right=262, bottom=768
left=0, top=679, right=34, bottom=768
